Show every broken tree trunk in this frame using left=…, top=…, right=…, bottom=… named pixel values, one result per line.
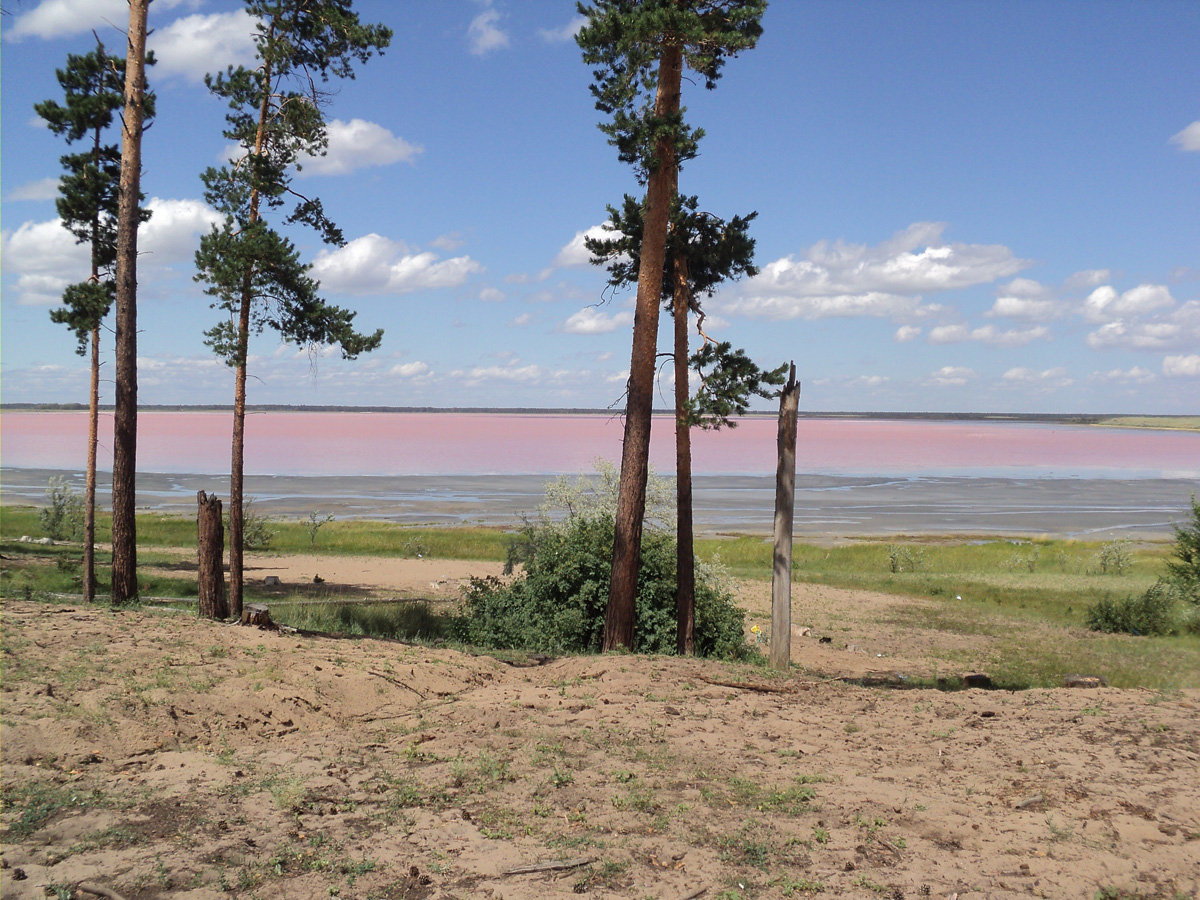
left=197, top=491, right=227, bottom=620
left=241, top=603, right=273, bottom=628
left=770, top=363, right=799, bottom=671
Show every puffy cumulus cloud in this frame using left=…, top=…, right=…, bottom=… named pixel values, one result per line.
left=926, top=366, right=976, bottom=387
left=1064, top=269, right=1112, bottom=290
left=7, top=0, right=199, bottom=41
left=552, top=223, right=616, bottom=268
left=297, top=119, right=422, bottom=176
left=310, top=234, right=481, bottom=295
left=460, top=364, right=547, bottom=384
left=559, top=306, right=634, bottom=335
left=1002, top=366, right=1073, bottom=388
left=1, top=197, right=219, bottom=304
left=479, top=287, right=506, bottom=303
left=148, top=10, right=259, bottom=80
left=1090, top=366, right=1156, bottom=385
left=894, top=325, right=922, bottom=342
left=1170, top=121, right=1200, bottom=152
left=539, top=15, right=586, bottom=43
left=468, top=6, right=510, bottom=56
left=1085, top=301, right=1200, bottom=352
left=1084, top=284, right=1175, bottom=323
left=1163, top=354, right=1200, bottom=377
left=928, top=323, right=1050, bottom=347
left=509, top=312, right=534, bottom=327
left=721, top=222, right=1029, bottom=321
left=390, top=361, right=431, bottom=378
left=7, top=177, right=60, bottom=202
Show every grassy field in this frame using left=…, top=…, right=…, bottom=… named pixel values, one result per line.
left=3, top=504, right=1197, bottom=690
left=1096, top=415, right=1200, bottom=431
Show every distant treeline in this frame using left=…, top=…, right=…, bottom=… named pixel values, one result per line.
left=4, top=402, right=1190, bottom=426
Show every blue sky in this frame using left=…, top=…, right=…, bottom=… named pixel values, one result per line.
left=2, top=0, right=1198, bottom=413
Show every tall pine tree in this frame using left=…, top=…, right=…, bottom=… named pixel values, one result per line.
left=587, top=195, right=784, bottom=652
left=195, top=0, right=391, bottom=616
left=35, top=39, right=154, bottom=603
left=577, top=0, right=767, bottom=650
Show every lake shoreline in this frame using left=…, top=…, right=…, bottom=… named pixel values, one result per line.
left=4, top=466, right=1194, bottom=540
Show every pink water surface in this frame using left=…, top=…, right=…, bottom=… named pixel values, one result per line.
left=2, top=411, right=1198, bottom=478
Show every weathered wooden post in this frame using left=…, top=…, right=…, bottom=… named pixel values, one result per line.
left=770, top=363, right=800, bottom=671
left=197, top=491, right=227, bottom=619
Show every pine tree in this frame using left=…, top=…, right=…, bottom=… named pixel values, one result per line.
left=577, top=0, right=767, bottom=650
left=195, top=0, right=391, bottom=617
left=111, top=0, right=151, bottom=605
left=587, top=195, right=784, bottom=652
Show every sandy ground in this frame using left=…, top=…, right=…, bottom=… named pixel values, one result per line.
left=2, top=554, right=1199, bottom=900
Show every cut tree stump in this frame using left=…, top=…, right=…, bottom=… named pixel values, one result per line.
left=240, top=604, right=274, bottom=629
left=197, top=491, right=227, bottom=620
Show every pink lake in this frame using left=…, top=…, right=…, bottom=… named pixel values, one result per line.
left=2, top=411, right=1198, bottom=479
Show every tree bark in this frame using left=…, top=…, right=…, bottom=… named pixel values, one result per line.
left=84, top=324, right=100, bottom=603
left=197, top=491, right=227, bottom=620
left=770, top=363, right=799, bottom=671
left=673, top=255, right=695, bottom=655
left=228, top=295, right=251, bottom=620
left=603, top=39, right=684, bottom=652
left=110, top=0, right=149, bottom=605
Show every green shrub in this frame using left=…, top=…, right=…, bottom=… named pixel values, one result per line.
left=1085, top=581, right=1182, bottom=636
left=454, top=513, right=748, bottom=659
left=1165, top=493, right=1200, bottom=604
left=39, top=477, right=84, bottom=541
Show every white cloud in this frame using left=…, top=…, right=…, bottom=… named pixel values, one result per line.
left=894, top=325, right=921, bottom=342
left=539, top=15, right=585, bottom=43
left=926, top=366, right=976, bottom=387
left=1003, top=366, right=1072, bottom=388
left=463, top=364, right=545, bottom=383
left=927, top=323, right=1049, bottom=346
left=1084, top=283, right=1175, bottom=323
left=1090, top=366, right=1156, bottom=385
left=850, top=375, right=889, bottom=388
left=390, top=361, right=431, bottom=378
left=553, top=223, right=615, bottom=268
left=1086, top=320, right=1182, bottom=351
left=509, top=312, right=534, bottom=327
left=468, top=7, right=510, bottom=56
left=1169, top=121, right=1200, bottom=152
left=987, top=278, right=1067, bottom=321
left=559, top=306, right=634, bottom=335
left=1, top=197, right=219, bottom=304
left=297, top=119, right=422, bottom=176
left=7, top=177, right=60, bottom=202
left=310, top=234, right=481, bottom=295
left=1163, top=354, right=1200, bottom=377
left=1063, top=269, right=1111, bottom=290
left=149, top=10, right=259, bottom=80
left=7, top=0, right=200, bottom=41
left=429, top=233, right=466, bottom=251
left=722, top=222, right=1029, bottom=321
left=479, top=287, right=506, bottom=303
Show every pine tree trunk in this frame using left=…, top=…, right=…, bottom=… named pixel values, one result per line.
left=84, top=324, right=100, bottom=603
left=673, top=255, right=695, bottom=655
left=110, top=0, right=149, bottom=605
left=197, top=491, right=227, bottom=619
left=603, top=40, right=684, bottom=652
left=770, top=364, right=799, bottom=671
left=228, top=293, right=251, bottom=620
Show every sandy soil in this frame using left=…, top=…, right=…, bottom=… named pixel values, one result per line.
left=2, top=557, right=1199, bottom=900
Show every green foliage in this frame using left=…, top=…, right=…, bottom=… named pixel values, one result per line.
left=576, top=0, right=767, bottom=178
left=1085, top=581, right=1182, bottom=636
left=1165, top=493, right=1200, bottom=603
left=1096, top=539, right=1133, bottom=575
left=455, top=512, right=747, bottom=659
left=306, top=511, right=335, bottom=548
left=538, top=458, right=676, bottom=531
left=195, top=0, right=390, bottom=366
left=226, top=498, right=276, bottom=551
left=35, top=39, right=154, bottom=351
left=40, top=477, right=84, bottom=541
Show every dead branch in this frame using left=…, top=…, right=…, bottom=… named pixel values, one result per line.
left=78, top=883, right=130, bottom=900
left=698, top=676, right=802, bottom=694
left=503, top=856, right=593, bottom=875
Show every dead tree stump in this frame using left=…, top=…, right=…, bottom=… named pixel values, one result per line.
left=197, top=491, right=227, bottom=619
left=241, top=603, right=274, bottom=628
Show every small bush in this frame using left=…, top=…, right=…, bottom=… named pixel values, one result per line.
left=1085, top=581, right=1181, bottom=636
left=226, top=498, right=276, bottom=551
left=886, top=545, right=927, bottom=573
left=1165, top=493, right=1200, bottom=604
left=39, top=476, right=84, bottom=541
left=454, top=513, right=748, bottom=659
left=1095, top=539, right=1133, bottom=575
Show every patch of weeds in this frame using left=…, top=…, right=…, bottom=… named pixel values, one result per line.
left=844, top=721, right=861, bottom=734
left=70, top=825, right=141, bottom=853
left=550, top=767, right=574, bottom=788
left=573, top=859, right=630, bottom=893
left=855, top=814, right=888, bottom=840
left=611, top=781, right=658, bottom=814
left=1046, top=815, right=1074, bottom=843
left=853, top=875, right=889, bottom=893
left=775, top=874, right=825, bottom=895
left=812, top=824, right=830, bottom=844
left=270, top=776, right=310, bottom=813
left=718, top=821, right=776, bottom=870
left=1, top=781, right=108, bottom=837
left=728, top=776, right=817, bottom=815
left=450, top=751, right=513, bottom=793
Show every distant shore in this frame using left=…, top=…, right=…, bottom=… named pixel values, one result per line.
left=3, top=466, right=1194, bottom=539
left=5, top=403, right=1196, bottom=432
